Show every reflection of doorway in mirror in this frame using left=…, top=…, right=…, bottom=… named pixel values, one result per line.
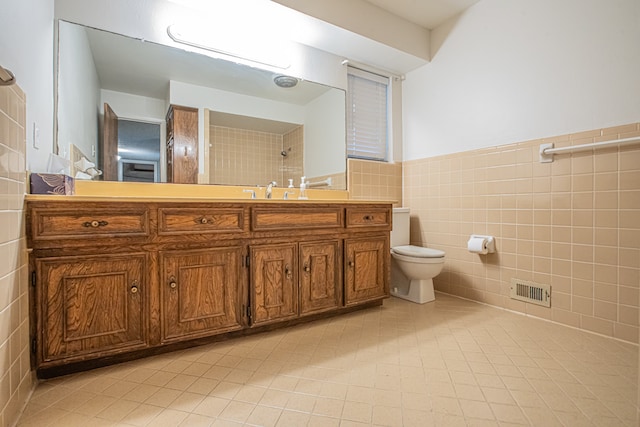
left=118, top=160, right=159, bottom=183
left=117, top=120, right=161, bottom=183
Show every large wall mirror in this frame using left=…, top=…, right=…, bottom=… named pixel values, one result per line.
left=56, top=20, right=347, bottom=189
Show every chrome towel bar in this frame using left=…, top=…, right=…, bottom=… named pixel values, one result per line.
left=539, top=136, right=640, bottom=162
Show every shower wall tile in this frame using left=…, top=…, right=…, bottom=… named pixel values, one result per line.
left=0, top=84, right=33, bottom=427
left=209, top=125, right=303, bottom=188
left=403, top=123, right=640, bottom=343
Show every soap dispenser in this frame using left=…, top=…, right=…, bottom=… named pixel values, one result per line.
left=288, top=179, right=294, bottom=188
left=298, top=176, right=308, bottom=200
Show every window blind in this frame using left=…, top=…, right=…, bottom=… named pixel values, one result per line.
left=346, top=67, right=389, bottom=161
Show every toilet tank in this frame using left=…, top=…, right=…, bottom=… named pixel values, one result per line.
left=391, top=207, right=410, bottom=248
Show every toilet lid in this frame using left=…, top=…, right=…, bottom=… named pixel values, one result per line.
left=392, top=245, right=445, bottom=258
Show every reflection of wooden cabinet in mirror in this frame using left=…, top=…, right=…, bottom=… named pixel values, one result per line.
left=102, top=103, right=119, bottom=181
left=166, top=105, right=198, bottom=184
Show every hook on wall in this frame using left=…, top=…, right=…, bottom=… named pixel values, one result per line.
left=0, top=65, right=16, bottom=86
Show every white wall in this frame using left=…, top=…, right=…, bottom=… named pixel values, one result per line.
left=304, top=88, right=346, bottom=177
left=403, top=0, right=640, bottom=160
left=169, top=81, right=305, bottom=125
left=1, top=0, right=54, bottom=173
left=100, top=90, right=167, bottom=122
left=57, top=22, right=100, bottom=162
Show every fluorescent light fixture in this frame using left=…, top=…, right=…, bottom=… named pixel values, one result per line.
left=167, top=22, right=292, bottom=69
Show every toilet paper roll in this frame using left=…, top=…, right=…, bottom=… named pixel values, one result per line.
left=468, top=236, right=488, bottom=254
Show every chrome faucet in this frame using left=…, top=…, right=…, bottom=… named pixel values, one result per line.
left=243, top=189, right=256, bottom=199
left=265, top=181, right=277, bottom=199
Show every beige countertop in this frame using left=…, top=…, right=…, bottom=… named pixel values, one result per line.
left=26, top=180, right=396, bottom=205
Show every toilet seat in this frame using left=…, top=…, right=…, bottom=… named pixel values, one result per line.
left=392, top=245, right=445, bottom=258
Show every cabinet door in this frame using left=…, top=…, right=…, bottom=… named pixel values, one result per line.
left=38, top=254, right=146, bottom=362
left=250, top=244, right=298, bottom=326
left=300, top=240, right=340, bottom=315
left=345, top=237, right=389, bottom=305
left=161, top=247, right=243, bottom=342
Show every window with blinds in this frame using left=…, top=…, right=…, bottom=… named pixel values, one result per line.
left=346, top=67, right=389, bottom=161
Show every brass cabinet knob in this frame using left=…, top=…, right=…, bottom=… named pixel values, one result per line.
left=195, top=217, right=212, bottom=224
left=348, top=260, right=354, bottom=268
left=304, top=264, right=310, bottom=273
left=169, top=276, right=177, bottom=289
left=131, top=280, right=139, bottom=294
left=83, top=220, right=108, bottom=228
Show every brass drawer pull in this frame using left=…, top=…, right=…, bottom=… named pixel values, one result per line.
left=83, top=220, right=109, bottom=228
left=363, top=215, right=373, bottom=221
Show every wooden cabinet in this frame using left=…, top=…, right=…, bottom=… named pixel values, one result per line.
left=250, top=243, right=298, bottom=326
left=29, top=206, right=149, bottom=241
left=26, top=199, right=390, bottom=377
left=161, top=247, right=243, bottom=342
left=299, top=240, right=340, bottom=315
left=36, top=254, right=147, bottom=363
left=166, top=105, right=198, bottom=184
left=249, top=239, right=341, bottom=323
left=158, top=207, right=244, bottom=236
left=345, top=207, right=391, bottom=229
left=345, top=237, right=389, bottom=306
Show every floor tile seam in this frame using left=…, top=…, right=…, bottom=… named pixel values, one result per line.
left=14, top=406, right=74, bottom=425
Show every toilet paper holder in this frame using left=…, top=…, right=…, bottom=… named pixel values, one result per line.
left=467, top=235, right=496, bottom=254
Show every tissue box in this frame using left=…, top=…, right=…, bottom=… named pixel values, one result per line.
left=29, top=173, right=75, bottom=195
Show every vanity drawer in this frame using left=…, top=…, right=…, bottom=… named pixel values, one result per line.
left=30, top=207, right=150, bottom=240
left=345, top=207, right=391, bottom=228
left=158, top=207, right=245, bottom=235
left=251, top=207, right=343, bottom=231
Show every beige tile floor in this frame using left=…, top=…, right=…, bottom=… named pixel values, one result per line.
left=17, top=294, right=638, bottom=426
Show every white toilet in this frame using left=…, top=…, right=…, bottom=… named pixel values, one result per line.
left=390, top=208, right=445, bottom=303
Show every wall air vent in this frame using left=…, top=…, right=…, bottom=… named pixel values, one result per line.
left=510, top=278, right=551, bottom=307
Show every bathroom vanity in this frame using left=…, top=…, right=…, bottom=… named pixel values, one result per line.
left=25, top=196, right=391, bottom=378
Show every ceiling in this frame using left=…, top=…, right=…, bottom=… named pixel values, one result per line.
left=267, top=0, right=482, bottom=73
left=362, top=0, right=481, bottom=30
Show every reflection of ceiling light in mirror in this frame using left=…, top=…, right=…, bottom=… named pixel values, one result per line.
left=166, top=0, right=294, bottom=70
left=163, top=0, right=327, bottom=67
left=273, top=75, right=298, bottom=88
left=167, top=23, right=292, bottom=69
